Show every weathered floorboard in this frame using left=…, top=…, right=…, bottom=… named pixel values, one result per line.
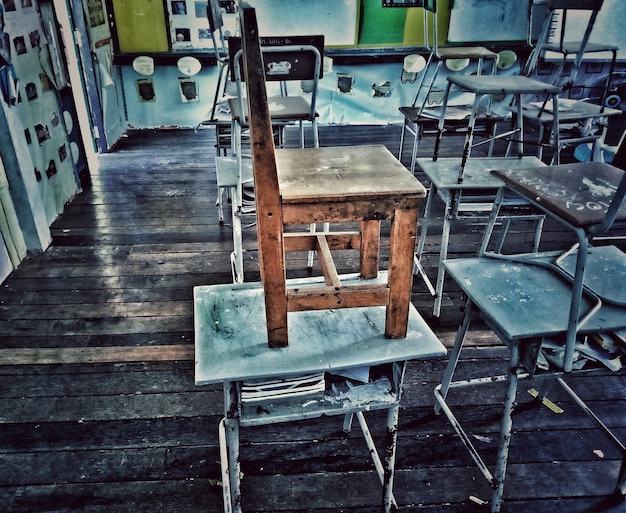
left=0, top=126, right=624, bottom=513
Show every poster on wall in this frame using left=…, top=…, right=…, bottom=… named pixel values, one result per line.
left=1, top=0, right=80, bottom=223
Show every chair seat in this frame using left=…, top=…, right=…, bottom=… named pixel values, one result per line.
left=276, top=145, right=425, bottom=214
left=447, top=75, right=562, bottom=96
left=436, top=46, right=497, bottom=60
left=229, top=96, right=316, bottom=123
left=492, top=162, right=626, bottom=229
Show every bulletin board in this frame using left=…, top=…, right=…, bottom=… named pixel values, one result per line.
left=111, top=0, right=169, bottom=52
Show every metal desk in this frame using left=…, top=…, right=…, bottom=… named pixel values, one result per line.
left=433, top=75, right=562, bottom=182
left=414, top=156, right=546, bottom=317
left=436, top=254, right=626, bottom=512
left=434, top=158, right=626, bottom=512
left=194, top=275, right=446, bottom=512
left=520, top=100, right=622, bottom=163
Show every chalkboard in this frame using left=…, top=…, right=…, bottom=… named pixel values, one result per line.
left=248, top=0, right=358, bottom=47
left=447, top=0, right=529, bottom=43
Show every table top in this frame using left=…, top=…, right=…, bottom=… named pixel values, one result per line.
left=492, top=161, right=626, bottom=229
left=447, top=75, right=561, bottom=95
left=276, top=145, right=426, bottom=203
left=445, top=255, right=626, bottom=341
left=194, top=274, right=446, bottom=385
left=520, top=100, right=622, bottom=122
left=416, top=156, right=546, bottom=190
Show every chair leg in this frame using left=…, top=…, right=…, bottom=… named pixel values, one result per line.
left=433, top=198, right=453, bottom=317
left=399, top=118, right=407, bottom=161
left=434, top=299, right=474, bottom=413
left=221, top=381, right=242, bottom=513
left=414, top=185, right=436, bottom=296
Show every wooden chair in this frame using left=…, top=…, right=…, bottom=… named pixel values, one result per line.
left=239, top=3, right=426, bottom=347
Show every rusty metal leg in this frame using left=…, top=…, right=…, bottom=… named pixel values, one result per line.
left=222, top=381, right=242, bottom=513
left=490, top=342, right=522, bottom=513
left=353, top=411, right=398, bottom=511
left=382, top=404, right=400, bottom=513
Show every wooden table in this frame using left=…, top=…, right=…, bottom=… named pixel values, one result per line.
left=194, top=274, right=446, bottom=513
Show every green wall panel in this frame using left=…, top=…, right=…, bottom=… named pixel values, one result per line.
left=112, top=0, right=169, bottom=52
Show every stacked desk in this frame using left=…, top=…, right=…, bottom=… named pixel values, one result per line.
left=195, top=274, right=446, bottom=513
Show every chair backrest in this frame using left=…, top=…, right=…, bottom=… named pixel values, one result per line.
left=229, top=35, right=323, bottom=125
left=422, top=0, right=441, bottom=51
left=525, top=0, right=605, bottom=77
left=239, top=2, right=289, bottom=346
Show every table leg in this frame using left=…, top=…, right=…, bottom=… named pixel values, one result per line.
left=382, top=404, right=400, bottom=513
left=490, top=342, right=522, bottom=513
left=222, top=381, right=242, bottom=513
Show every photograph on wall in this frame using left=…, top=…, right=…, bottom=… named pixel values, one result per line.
left=35, top=123, right=50, bottom=144
left=87, top=0, right=106, bottom=27
left=29, top=29, right=40, bottom=48
left=194, top=1, right=206, bottom=18
left=25, top=81, right=37, bottom=100
left=171, top=1, right=186, bottom=15
left=174, top=27, right=191, bottom=43
left=13, top=35, right=26, bottom=54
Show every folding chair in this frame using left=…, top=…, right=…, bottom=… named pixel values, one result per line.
left=217, top=34, right=324, bottom=281
left=520, top=0, right=621, bottom=164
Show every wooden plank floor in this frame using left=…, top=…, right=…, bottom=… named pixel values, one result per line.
left=1, top=125, right=625, bottom=512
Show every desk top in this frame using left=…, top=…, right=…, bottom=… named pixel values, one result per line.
left=445, top=256, right=626, bottom=341
left=416, top=157, right=545, bottom=190
left=447, top=75, right=561, bottom=95
left=194, top=275, right=446, bottom=385
left=492, top=161, right=626, bottom=229
left=276, top=145, right=426, bottom=203
left=520, top=100, right=621, bottom=122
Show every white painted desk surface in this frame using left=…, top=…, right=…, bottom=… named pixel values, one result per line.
left=194, top=275, right=446, bottom=385
left=416, top=156, right=546, bottom=190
